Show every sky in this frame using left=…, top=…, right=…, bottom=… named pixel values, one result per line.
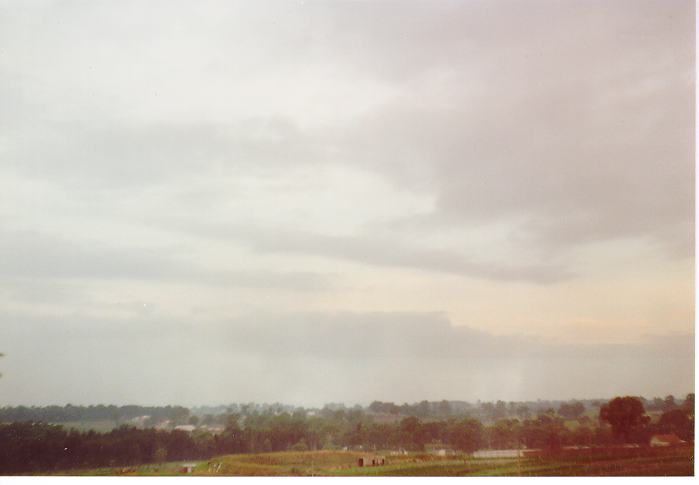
left=0, top=0, right=694, bottom=407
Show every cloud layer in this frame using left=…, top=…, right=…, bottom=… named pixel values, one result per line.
left=0, top=311, right=693, bottom=406
left=0, top=0, right=693, bottom=404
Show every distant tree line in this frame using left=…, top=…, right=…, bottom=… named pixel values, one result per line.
left=2, top=394, right=690, bottom=425
left=0, top=394, right=693, bottom=474
left=0, top=405, right=190, bottom=425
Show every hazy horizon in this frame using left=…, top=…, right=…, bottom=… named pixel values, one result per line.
left=0, top=0, right=694, bottom=406
left=1, top=392, right=694, bottom=410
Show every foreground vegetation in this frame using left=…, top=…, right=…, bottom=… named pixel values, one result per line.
left=1, top=394, right=693, bottom=475
left=49, top=447, right=693, bottom=476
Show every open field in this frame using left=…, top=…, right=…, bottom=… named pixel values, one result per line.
left=47, top=446, right=693, bottom=477
left=50, top=420, right=118, bottom=433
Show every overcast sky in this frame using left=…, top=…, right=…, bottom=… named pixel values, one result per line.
left=0, top=0, right=694, bottom=407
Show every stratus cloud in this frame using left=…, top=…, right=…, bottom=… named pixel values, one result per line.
left=0, top=311, right=692, bottom=406
left=0, top=228, right=334, bottom=291
left=2, top=119, right=320, bottom=189
left=0, top=0, right=692, bottom=408
left=176, top=221, right=573, bottom=284
left=0, top=0, right=692, bottom=273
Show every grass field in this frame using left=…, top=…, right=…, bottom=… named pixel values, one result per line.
left=50, top=446, right=693, bottom=477
left=51, top=420, right=118, bottom=433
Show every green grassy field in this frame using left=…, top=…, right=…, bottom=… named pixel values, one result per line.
left=50, top=446, right=693, bottom=477
left=51, top=420, right=118, bottom=433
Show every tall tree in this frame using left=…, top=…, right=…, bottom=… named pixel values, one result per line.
left=682, top=393, right=694, bottom=414
left=448, top=418, right=483, bottom=453
left=599, top=397, right=650, bottom=443
left=658, top=408, right=693, bottom=442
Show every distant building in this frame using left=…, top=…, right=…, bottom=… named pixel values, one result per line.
left=155, top=420, right=171, bottom=430
left=426, top=443, right=457, bottom=456
left=174, top=425, right=197, bottom=433
left=473, top=449, right=524, bottom=458
left=434, top=448, right=457, bottom=457
left=181, top=463, right=197, bottom=474
left=358, top=455, right=386, bottom=467
left=128, top=415, right=150, bottom=426
left=650, top=434, right=685, bottom=447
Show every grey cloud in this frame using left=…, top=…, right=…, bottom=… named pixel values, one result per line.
left=0, top=228, right=334, bottom=291
left=0, top=0, right=692, bottom=407
left=249, top=227, right=572, bottom=284
left=0, top=229, right=182, bottom=280
left=0, top=311, right=692, bottom=406
left=323, top=0, right=694, bottom=255
left=220, top=312, right=695, bottom=362
left=2, top=0, right=692, bottom=259
left=203, top=269, right=335, bottom=292
left=185, top=222, right=573, bottom=284
left=3, top=118, right=319, bottom=189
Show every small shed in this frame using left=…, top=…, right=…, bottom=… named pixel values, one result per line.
left=181, top=463, right=197, bottom=474
left=358, top=455, right=385, bottom=467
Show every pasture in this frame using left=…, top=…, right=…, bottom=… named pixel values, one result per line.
left=50, top=446, right=693, bottom=476
left=50, top=420, right=118, bottom=433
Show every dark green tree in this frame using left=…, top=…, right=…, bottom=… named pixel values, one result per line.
left=683, top=393, right=694, bottom=414
left=398, top=416, right=425, bottom=450
left=448, top=418, right=483, bottom=453
left=599, top=396, right=650, bottom=443
left=521, top=413, right=566, bottom=450
left=658, top=409, right=691, bottom=440
left=487, top=419, right=520, bottom=449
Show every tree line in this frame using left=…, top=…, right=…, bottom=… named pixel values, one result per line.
left=0, top=405, right=190, bottom=425
left=0, top=394, right=693, bottom=474
left=1, top=394, right=688, bottom=426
